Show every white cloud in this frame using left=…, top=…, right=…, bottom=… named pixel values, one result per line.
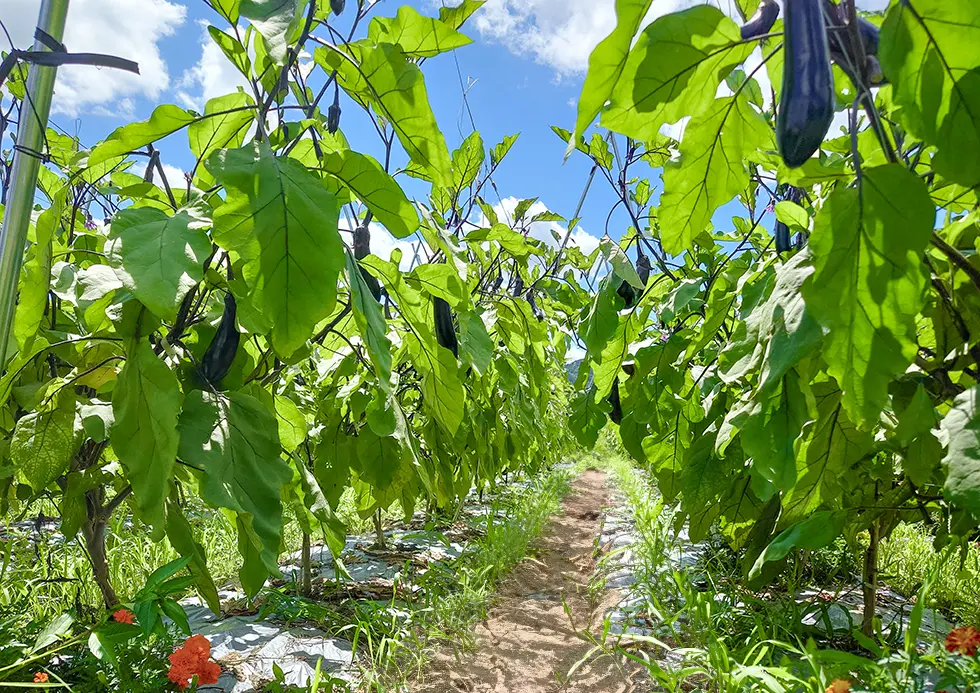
left=130, top=161, right=188, bottom=189
left=483, top=196, right=600, bottom=255
left=468, top=0, right=892, bottom=77
left=175, top=20, right=252, bottom=111
left=1, top=0, right=185, bottom=116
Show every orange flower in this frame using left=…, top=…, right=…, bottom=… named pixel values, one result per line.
left=945, top=626, right=980, bottom=656
left=33, top=672, right=49, bottom=683
left=826, top=681, right=852, bottom=693
left=167, top=635, right=220, bottom=690
left=112, top=609, right=135, bottom=624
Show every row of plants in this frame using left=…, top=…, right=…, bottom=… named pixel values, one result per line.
left=599, top=442, right=980, bottom=693
left=0, top=0, right=587, bottom=687
left=563, top=0, right=980, bottom=641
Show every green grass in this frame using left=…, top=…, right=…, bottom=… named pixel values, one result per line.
left=878, top=522, right=980, bottom=626
left=356, top=459, right=581, bottom=691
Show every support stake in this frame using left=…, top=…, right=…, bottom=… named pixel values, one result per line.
left=0, top=0, right=70, bottom=367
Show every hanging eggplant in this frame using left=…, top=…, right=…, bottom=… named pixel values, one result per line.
left=528, top=293, right=545, bottom=322
left=489, top=271, right=503, bottom=293
left=434, top=297, right=458, bottom=357
left=775, top=221, right=793, bottom=253
left=777, top=0, right=835, bottom=168
left=617, top=280, right=637, bottom=309
left=353, top=224, right=383, bottom=301
left=329, top=0, right=345, bottom=15
left=637, top=247, right=652, bottom=286
left=199, top=292, right=240, bottom=388
left=608, top=379, right=622, bottom=425
left=740, top=0, right=780, bottom=41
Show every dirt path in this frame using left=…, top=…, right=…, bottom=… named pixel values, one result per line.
left=414, top=469, right=643, bottom=693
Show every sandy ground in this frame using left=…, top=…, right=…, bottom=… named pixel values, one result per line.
left=413, top=469, right=645, bottom=693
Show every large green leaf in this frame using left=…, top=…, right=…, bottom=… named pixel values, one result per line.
left=177, top=390, right=292, bottom=595
left=111, top=341, right=181, bottom=538
left=208, top=142, right=344, bottom=357
left=346, top=252, right=392, bottom=392
left=720, top=250, right=822, bottom=389
left=802, top=165, right=935, bottom=426
left=880, top=0, right=980, bottom=187
left=12, top=392, right=77, bottom=492
left=88, top=105, right=195, bottom=168
left=188, top=92, right=254, bottom=188
left=938, top=386, right=980, bottom=518
left=107, top=208, right=211, bottom=321
left=782, top=383, right=874, bottom=524
left=438, top=0, right=484, bottom=30
left=407, top=333, right=465, bottom=436
left=240, top=0, right=300, bottom=63
left=680, top=430, right=730, bottom=542
left=569, top=0, right=654, bottom=158
left=369, top=6, right=473, bottom=57
left=659, top=95, right=772, bottom=255
left=569, top=386, right=609, bottom=448
left=726, top=369, right=811, bottom=497
left=321, top=149, right=419, bottom=238
left=451, top=131, right=484, bottom=194
left=356, top=428, right=412, bottom=509
left=602, top=6, right=754, bottom=142
left=579, top=277, right=622, bottom=358
left=320, top=43, right=452, bottom=187
left=749, top=510, right=847, bottom=580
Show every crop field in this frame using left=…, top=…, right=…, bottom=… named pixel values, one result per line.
left=0, top=0, right=978, bottom=691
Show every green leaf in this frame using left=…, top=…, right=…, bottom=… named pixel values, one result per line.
left=14, top=197, right=58, bottom=351
left=569, top=0, right=654, bottom=158
left=189, top=91, right=254, bottom=188
left=111, top=341, right=180, bottom=538
left=451, top=131, right=484, bottom=193
left=802, top=164, right=935, bottom=426
left=12, top=392, right=77, bottom=491
left=600, top=236, right=644, bottom=289
left=580, top=277, right=622, bottom=358
left=775, top=200, right=808, bottom=230
left=602, top=6, right=754, bottom=142
left=321, top=43, right=453, bottom=187
left=321, top=149, right=419, bottom=238
left=208, top=142, right=344, bottom=357
left=720, top=251, right=822, bottom=389
left=88, top=105, right=195, bottom=168
left=177, top=390, right=292, bottom=595
left=369, top=6, right=473, bottom=57
left=347, top=253, right=392, bottom=391
left=438, top=0, right=484, bottom=30
left=782, top=383, right=874, bottom=523
left=356, top=428, right=412, bottom=508
left=459, top=310, right=493, bottom=375
left=570, top=386, right=609, bottom=448
left=727, top=370, right=811, bottom=496
left=408, top=333, right=465, bottom=436
left=410, top=264, right=467, bottom=306
left=491, top=133, right=519, bottom=167
left=107, top=208, right=211, bottom=321
left=880, top=0, right=980, bottom=187
left=165, top=501, right=221, bottom=614
left=938, top=386, right=980, bottom=518
left=749, top=510, right=847, bottom=580
left=274, top=395, right=307, bottom=452
left=213, top=0, right=241, bottom=24
left=680, top=430, right=730, bottom=542
left=659, top=95, right=772, bottom=255
left=240, top=0, right=300, bottom=63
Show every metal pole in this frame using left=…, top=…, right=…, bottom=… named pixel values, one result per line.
left=0, top=0, right=70, bottom=366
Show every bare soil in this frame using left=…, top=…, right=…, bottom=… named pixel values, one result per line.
left=414, top=469, right=644, bottom=693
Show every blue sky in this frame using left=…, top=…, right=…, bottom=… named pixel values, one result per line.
left=2, top=0, right=890, bottom=260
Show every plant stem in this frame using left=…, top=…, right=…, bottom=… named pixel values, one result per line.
left=862, top=520, right=879, bottom=637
